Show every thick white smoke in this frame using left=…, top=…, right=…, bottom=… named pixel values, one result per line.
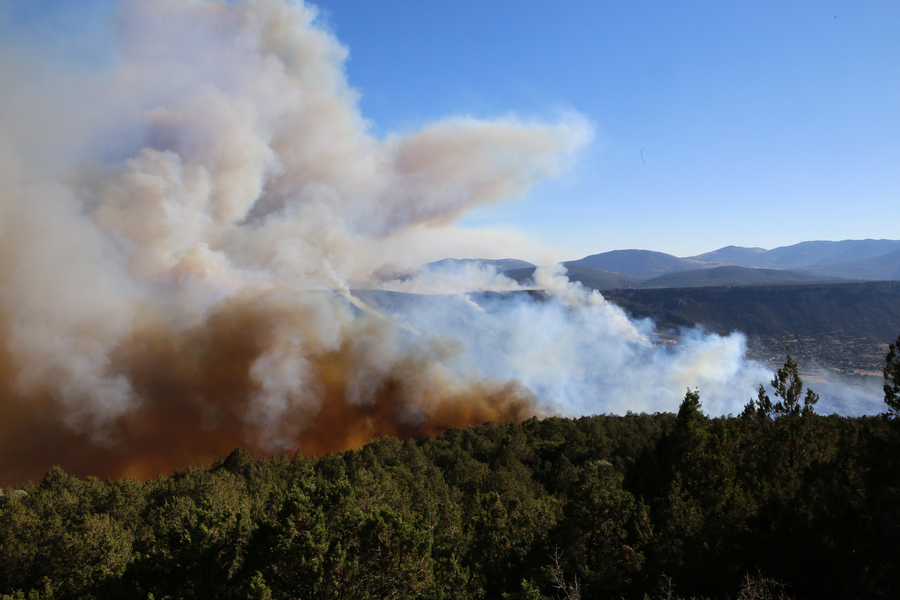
left=363, top=266, right=771, bottom=417
left=0, top=0, right=817, bottom=482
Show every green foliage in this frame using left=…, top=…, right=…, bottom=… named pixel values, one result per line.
left=769, top=351, right=819, bottom=419
left=742, top=350, right=824, bottom=487
left=884, top=334, right=900, bottom=417
left=1, top=349, right=899, bottom=599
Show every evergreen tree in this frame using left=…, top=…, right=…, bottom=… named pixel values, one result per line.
left=747, top=350, right=821, bottom=478
left=884, top=334, right=900, bottom=418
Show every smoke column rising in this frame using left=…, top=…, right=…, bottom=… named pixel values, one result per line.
left=0, top=0, right=773, bottom=484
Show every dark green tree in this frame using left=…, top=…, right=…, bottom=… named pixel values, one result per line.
left=646, top=390, right=750, bottom=595
left=884, top=335, right=900, bottom=418
left=746, top=350, right=821, bottom=478
left=551, top=461, right=642, bottom=595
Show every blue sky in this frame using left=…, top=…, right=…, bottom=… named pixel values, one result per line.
left=5, top=0, right=900, bottom=259
left=312, top=1, right=900, bottom=259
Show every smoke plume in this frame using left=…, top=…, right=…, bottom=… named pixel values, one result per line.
left=0, top=0, right=780, bottom=484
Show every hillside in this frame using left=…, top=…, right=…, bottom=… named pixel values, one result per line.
left=802, top=248, right=900, bottom=281
left=502, top=264, right=640, bottom=289
left=506, top=263, right=847, bottom=291
left=636, top=265, right=845, bottom=288
left=601, top=280, right=900, bottom=374
left=687, top=245, right=769, bottom=267
left=808, top=239, right=900, bottom=266
left=690, top=239, right=900, bottom=272
left=561, top=263, right=641, bottom=289
left=424, top=258, right=535, bottom=272
left=568, top=249, right=702, bottom=280
left=765, top=239, right=900, bottom=269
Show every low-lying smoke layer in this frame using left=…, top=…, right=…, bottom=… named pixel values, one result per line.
left=0, top=0, right=781, bottom=484
left=0, top=288, right=541, bottom=483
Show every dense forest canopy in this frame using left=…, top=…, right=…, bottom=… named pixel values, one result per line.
left=2, top=344, right=899, bottom=599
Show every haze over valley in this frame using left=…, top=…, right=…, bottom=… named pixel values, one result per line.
left=424, top=239, right=900, bottom=380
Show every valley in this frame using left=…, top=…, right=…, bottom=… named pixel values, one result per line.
left=440, top=239, right=900, bottom=376
left=601, top=281, right=900, bottom=375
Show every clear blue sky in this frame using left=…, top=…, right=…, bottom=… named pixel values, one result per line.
left=5, top=0, right=900, bottom=259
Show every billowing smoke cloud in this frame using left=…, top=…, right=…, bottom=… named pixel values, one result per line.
left=0, top=0, right=789, bottom=484
left=360, top=266, right=771, bottom=418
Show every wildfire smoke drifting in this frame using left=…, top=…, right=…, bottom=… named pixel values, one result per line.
left=0, top=0, right=770, bottom=484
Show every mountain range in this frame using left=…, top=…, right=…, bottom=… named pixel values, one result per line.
left=428, top=239, right=900, bottom=290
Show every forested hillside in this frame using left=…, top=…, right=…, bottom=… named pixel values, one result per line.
left=602, top=280, right=900, bottom=373
left=2, top=349, right=900, bottom=600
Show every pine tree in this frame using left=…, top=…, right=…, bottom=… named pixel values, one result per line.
left=884, top=335, right=900, bottom=418
left=746, top=350, right=822, bottom=486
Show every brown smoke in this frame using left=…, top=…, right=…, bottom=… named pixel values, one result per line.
left=0, top=0, right=793, bottom=486
left=0, top=290, right=540, bottom=484
left=0, top=0, right=588, bottom=485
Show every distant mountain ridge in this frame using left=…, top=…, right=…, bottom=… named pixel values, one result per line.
left=636, top=265, right=845, bottom=288
left=802, top=248, right=900, bottom=281
left=503, top=264, right=640, bottom=290
left=688, top=245, right=768, bottom=267
left=426, top=239, right=900, bottom=289
left=688, top=239, right=900, bottom=271
left=424, top=258, right=535, bottom=272
left=560, top=239, right=900, bottom=286
left=567, top=250, right=702, bottom=280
